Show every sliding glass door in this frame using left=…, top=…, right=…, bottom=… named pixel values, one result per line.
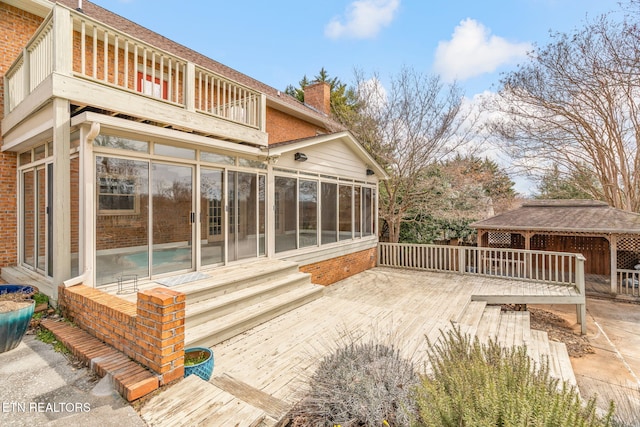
left=151, top=163, right=194, bottom=275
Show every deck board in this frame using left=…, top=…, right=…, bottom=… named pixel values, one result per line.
left=138, top=267, right=582, bottom=426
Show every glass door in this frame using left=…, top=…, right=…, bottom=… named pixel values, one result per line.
left=227, top=171, right=266, bottom=261
left=151, top=163, right=194, bottom=275
left=200, top=168, right=224, bottom=266
left=21, top=164, right=52, bottom=277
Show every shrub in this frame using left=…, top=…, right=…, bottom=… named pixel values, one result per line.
left=413, top=327, right=615, bottom=426
left=291, top=340, right=419, bottom=426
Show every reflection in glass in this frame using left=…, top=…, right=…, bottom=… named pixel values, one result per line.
left=95, top=156, right=149, bottom=285
left=339, top=185, right=352, bottom=240
left=321, top=182, right=337, bottom=244
left=299, top=180, right=318, bottom=248
left=152, top=163, right=193, bottom=275
left=155, top=144, right=195, bottom=160
left=275, top=177, right=297, bottom=253
left=363, top=187, right=373, bottom=236
left=200, top=168, right=224, bottom=266
left=22, top=170, right=35, bottom=268
left=201, top=151, right=235, bottom=165
left=94, top=135, right=149, bottom=152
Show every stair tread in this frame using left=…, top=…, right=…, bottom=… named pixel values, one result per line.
left=186, top=273, right=309, bottom=317
left=186, top=285, right=323, bottom=344
left=180, top=260, right=300, bottom=296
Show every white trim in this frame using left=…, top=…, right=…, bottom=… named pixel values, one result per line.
left=71, top=111, right=264, bottom=157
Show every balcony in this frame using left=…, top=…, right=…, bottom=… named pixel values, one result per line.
left=3, top=4, right=267, bottom=146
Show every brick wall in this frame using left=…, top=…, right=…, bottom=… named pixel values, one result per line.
left=0, top=3, right=44, bottom=268
left=266, top=106, right=328, bottom=144
left=59, top=285, right=185, bottom=385
left=300, top=247, right=377, bottom=286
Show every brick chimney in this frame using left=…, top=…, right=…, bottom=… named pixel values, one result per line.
left=304, top=81, right=331, bottom=115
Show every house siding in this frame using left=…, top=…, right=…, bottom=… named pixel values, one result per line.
left=0, top=3, right=44, bottom=268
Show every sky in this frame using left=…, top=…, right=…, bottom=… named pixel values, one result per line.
left=89, top=0, right=621, bottom=193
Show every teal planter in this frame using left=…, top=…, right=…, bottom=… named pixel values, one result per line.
left=184, top=347, right=214, bottom=381
left=0, top=300, right=35, bottom=353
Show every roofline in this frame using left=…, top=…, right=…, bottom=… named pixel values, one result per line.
left=470, top=224, right=640, bottom=235
left=267, top=131, right=389, bottom=179
left=2, top=0, right=52, bottom=17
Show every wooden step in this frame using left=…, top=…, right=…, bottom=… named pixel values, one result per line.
left=455, top=300, right=487, bottom=338
left=183, top=260, right=302, bottom=304
left=140, top=374, right=278, bottom=427
left=549, top=341, right=578, bottom=387
left=185, top=272, right=311, bottom=328
left=474, top=305, right=501, bottom=343
left=41, top=318, right=158, bottom=401
left=186, top=284, right=324, bottom=348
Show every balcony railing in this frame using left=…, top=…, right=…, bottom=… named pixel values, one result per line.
left=4, top=4, right=263, bottom=130
left=617, top=269, right=640, bottom=296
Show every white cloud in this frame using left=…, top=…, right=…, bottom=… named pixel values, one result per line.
left=434, top=18, right=531, bottom=82
left=325, top=0, right=400, bottom=40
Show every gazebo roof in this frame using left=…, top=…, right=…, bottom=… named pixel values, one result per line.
left=471, top=200, right=640, bottom=235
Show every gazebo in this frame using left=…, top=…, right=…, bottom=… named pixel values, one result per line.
left=471, top=200, right=640, bottom=296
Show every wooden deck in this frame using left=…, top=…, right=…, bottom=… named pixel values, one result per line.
left=140, top=267, right=581, bottom=426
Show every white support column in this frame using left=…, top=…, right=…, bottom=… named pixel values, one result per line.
left=610, top=234, right=617, bottom=294
left=266, top=161, right=276, bottom=257
left=81, top=122, right=99, bottom=287
left=51, top=97, right=71, bottom=301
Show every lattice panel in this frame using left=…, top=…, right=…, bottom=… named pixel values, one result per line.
left=618, top=237, right=640, bottom=251
left=487, top=232, right=512, bottom=247
left=617, top=237, right=640, bottom=269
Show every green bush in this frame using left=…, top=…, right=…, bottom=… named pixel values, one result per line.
left=291, top=341, right=419, bottom=426
left=413, top=327, right=615, bottom=427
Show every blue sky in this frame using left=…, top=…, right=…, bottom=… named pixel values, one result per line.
left=90, top=0, right=618, bottom=98
left=89, top=0, right=620, bottom=194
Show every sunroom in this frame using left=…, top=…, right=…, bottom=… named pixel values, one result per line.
left=2, top=3, right=385, bottom=300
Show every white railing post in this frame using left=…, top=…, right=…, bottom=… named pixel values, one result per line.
left=458, top=246, right=465, bottom=274
left=185, top=62, right=196, bottom=112
left=52, top=6, right=72, bottom=75
left=575, top=254, right=587, bottom=335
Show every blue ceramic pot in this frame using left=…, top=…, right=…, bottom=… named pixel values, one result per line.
left=184, top=347, right=214, bottom=381
left=0, top=299, right=35, bottom=353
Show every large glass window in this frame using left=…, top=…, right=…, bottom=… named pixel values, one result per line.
left=321, top=182, right=337, bottom=244
left=354, top=186, right=362, bottom=237
left=363, top=187, right=374, bottom=236
left=200, top=169, right=224, bottom=267
left=299, top=180, right=318, bottom=248
left=275, top=177, right=297, bottom=253
left=339, top=185, right=352, bottom=241
left=95, top=156, right=149, bottom=286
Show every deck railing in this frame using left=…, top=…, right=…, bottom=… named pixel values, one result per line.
left=4, top=4, right=263, bottom=129
left=617, top=269, right=640, bottom=296
left=378, top=243, right=586, bottom=291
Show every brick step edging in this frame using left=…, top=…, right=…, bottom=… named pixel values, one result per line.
left=40, top=318, right=159, bottom=401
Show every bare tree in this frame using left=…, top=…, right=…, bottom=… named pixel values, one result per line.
left=487, top=8, right=640, bottom=212
left=336, top=67, right=481, bottom=243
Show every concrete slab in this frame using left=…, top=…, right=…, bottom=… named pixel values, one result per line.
left=536, top=298, right=640, bottom=424
left=0, top=334, right=146, bottom=427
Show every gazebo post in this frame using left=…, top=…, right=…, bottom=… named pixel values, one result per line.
left=609, top=234, right=617, bottom=294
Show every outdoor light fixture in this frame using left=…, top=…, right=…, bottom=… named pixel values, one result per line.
left=295, top=152, right=308, bottom=162
left=366, top=168, right=375, bottom=176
